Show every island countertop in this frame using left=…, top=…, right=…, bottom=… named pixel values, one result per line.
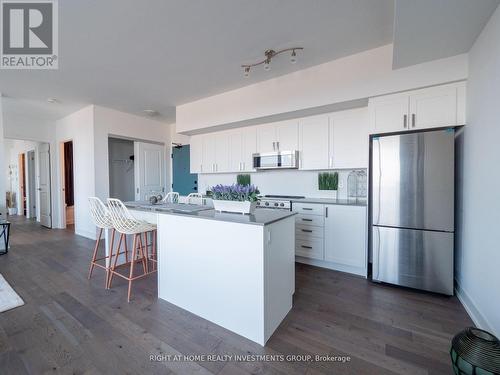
left=124, top=201, right=296, bottom=226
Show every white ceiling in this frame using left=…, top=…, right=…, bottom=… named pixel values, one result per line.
left=393, top=0, right=499, bottom=68
left=0, top=0, right=394, bottom=124
left=0, top=0, right=498, bottom=126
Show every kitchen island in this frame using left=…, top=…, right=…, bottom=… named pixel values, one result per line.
left=120, top=202, right=296, bottom=346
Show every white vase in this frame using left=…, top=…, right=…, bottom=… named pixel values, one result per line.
left=213, top=200, right=257, bottom=215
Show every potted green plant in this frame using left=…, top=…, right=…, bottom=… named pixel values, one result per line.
left=318, top=172, right=339, bottom=200
left=209, top=184, right=260, bottom=214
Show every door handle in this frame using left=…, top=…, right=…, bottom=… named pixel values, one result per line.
left=412, top=114, right=416, bottom=128
left=302, top=208, right=313, bottom=211
left=272, top=142, right=276, bottom=151
left=277, top=141, right=280, bottom=150
left=325, top=206, right=328, bottom=218
left=403, top=114, right=407, bottom=128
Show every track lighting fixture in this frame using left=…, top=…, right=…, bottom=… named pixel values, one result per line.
left=241, top=47, right=303, bottom=77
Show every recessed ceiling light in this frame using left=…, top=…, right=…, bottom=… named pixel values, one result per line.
left=143, top=109, right=159, bottom=116
left=47, top=97, right=58, bottom=103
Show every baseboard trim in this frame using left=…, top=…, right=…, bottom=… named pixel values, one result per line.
left=75, top=228, right=96, bottom=241
left=455, top=281, right=495, bottom=334
left=295, top=256, right=367, bottom=277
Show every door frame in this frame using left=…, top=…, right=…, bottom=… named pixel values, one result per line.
left=58, top=139, right=73, bottom=229
left=25, top=149, right=37, bottom=219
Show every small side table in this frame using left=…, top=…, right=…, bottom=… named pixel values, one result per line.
left=0, top=221, right=11, bottom=256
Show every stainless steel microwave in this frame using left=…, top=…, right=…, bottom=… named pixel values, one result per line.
left=252, top=151, right=299, bottom=170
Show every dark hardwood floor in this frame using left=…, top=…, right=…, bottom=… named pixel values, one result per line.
left=0, top=217, right=472, bottom=374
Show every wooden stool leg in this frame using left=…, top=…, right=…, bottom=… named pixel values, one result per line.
left=143, top=231, right=149, bottom=273
left=107, top=231, right=122, bottom=289
left=105, top=229, right=116, bottom=288
left=108, top=233, right=125, bottom=289
left=138, top=234, right=147, bottom=274
left=88, top=228, right=103, bottom=279
left=152, top=230, right=157, bottom=271
left=127, top=234, right=138, bottom=302
left=124, top=234, right=129, bottom=263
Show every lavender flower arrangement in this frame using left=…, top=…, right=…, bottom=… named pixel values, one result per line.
left=209, top=184, right=260, bottom=202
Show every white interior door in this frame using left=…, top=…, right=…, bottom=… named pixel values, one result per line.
left=38, top=143, right=52, bottom=228
left=135, top=142, right=166, bottom=201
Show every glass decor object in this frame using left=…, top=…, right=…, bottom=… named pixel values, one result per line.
left=450, top=327, right=500, bottom=375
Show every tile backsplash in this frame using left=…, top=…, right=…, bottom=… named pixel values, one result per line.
left=198, top=169, right=367, bottom=199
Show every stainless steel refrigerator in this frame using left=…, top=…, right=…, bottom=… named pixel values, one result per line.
left=371, top=129, right=455, bottom=295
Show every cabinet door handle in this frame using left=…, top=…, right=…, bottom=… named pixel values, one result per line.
left=302, top=218, right=313, bottom=222
left=302, top=208, right=313, bottom=211
left=412, top=113, right=416, bottom=128
left=329, top=157, right=333, bottom=168
left=403, top=114, right=407, bottom=128
left=301, top=245, right=313, bottom=249
left=325, top=206, right=328, bottom=218
left=277, top=141, right=280, bottom=150
left=301, top=229, right=313, bottom=233
left=272, top=142, right=276, bottom=151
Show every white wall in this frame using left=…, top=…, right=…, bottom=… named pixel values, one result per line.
left=170, top=123, right=190, bottom=145
left=198, top=169, right=365, bottom=200
left=55, top=106, right=96, bottom=239
left=93, top=105, right=171, bottom=202
left=3, top=114, right=54, bottom=143
left=456, top=5, right=500, bottom=336
left=177, top=44, right=468, bottom=133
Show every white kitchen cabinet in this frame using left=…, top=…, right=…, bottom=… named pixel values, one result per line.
left=256, top=120, right=298, bottom=153
left=228, top=127, right=257, bottom=172
left=202, top=134, right=216, bottom=173
left=214, top=132, right=229, bottom=173
left=368, top=92, right=410, bottom=134
left=324, top=204, right=367, bottom=269
left=275, top=120, right=299, bottom=151
left=299, top=114, right=330, bottom=170
left=241, top=127, right=257, bottom=172
left=330, top=108, right=369, bottom=169
left=368, top=82, right=466, bottom=134
left=256, top=124, right=277, bottom=153
left=190, top=135, right=203, bottom=173
left=408, top=84, right=458, bottom=130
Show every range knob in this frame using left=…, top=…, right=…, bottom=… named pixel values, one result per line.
left=280, top=203, right=285, bottom=207
left=265, top=202, right=270, bottom=206
left=257, top=201, right=261, bottom=206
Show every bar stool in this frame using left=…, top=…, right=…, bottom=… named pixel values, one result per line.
left=187, top=192, right=204, bottom=205
left=106, top=198, right=157, bottom=302
left=88, top=197, right=126, bottom=288
left=162, top=192, right=179, bottom=203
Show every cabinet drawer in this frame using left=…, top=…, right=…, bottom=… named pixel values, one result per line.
left=295, top=214, right=324, bottom=227
left=292, top=202, right=324, bottom=216
left=296, top=224, right=324, bottom=240
left=296, top=238, right=324, bottom=260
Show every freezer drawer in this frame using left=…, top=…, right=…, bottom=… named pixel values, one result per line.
left=372, top=226, right=454, bottom=295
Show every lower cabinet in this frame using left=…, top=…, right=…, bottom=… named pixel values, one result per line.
left=324, top=204, right=367, bottom=269
left=293, top=202, right=367, bottom=276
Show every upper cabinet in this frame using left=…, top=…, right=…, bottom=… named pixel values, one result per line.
left=228, top=127, right=256, bottom=172
left=299, top=114, right=330, bottom=170
left=190, top=135, right=203, bottom=173
left=256, top=120, right=298, bottom=153
left=368, top=82, right=466, bottom=134
left=298, top=108, right=369, bottom=170
left=330, top=108, right=369, bottom=169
